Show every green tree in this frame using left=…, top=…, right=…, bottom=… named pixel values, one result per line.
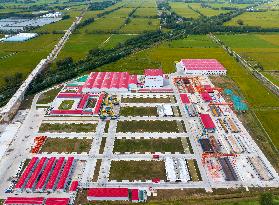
left=236, top=19, right=244, bottom=25
left=260, top=192, right=273, bottom=205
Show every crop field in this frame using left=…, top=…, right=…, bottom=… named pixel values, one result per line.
left=57, top=34, right=110, bottom=60
left=218, top=34, right=279, bottom=85
left=225, top=11, right=279, bottom=28
left=167, top=35, right=218, bottom=48
left=257, top=0, right=279, bottom=10
left=209, top=3, right=251, bottom=9
left=122, top=0, right=146, bottom=8
left=170, top=2, right=200, bottom=19
left=120, top=17, right=160, bottom=33
left=133, top=7, right=157, bottom=17
left=262, top=72, right=279, bottom=86
left=140, top=0, right=157, bottom=8
left=101, top=34, right=135, bottom=49
left=0, top=34, right=61, bottom=86
left=188, top=3, right=229, bottom=16
left=82, top=10, right=103, bottom=19
left=80, top=16, right=126, bottom=33
left=108, top=7, right=134, bottom=18
left=113, top=138, right=185, bottom=153
left=256, top=110, right=279, bottom=148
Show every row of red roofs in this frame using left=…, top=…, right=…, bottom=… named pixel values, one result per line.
left=4, top=197, right=69, bottom=205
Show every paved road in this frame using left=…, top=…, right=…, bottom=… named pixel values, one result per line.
left=0, top=93, right=44, bottom=197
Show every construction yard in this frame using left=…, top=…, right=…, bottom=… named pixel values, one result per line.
left=0, top=64, right=278, bottom=205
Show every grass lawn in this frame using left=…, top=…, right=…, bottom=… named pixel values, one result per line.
left=109, top=160, right=166, bottom=181
left=58, top=100, right=74, bottom=110
left=37, top=87, right=62, bottom=104
left=39, top=123, right=97, bottom=133
left=170, top=2, right=200, bottom=19
left=187, top=159, right=202, bottom=181
left=119, top=106, right=158, bottom=116
left=40, top=138, right=92, bottom=153
left=120, top=17, right=160, bottom=33
left=117, top=120, right=185, bottom=133
left=224, top=11, right=279, bottom=28
left=113, top=138, right=184, bottom=153
left=121, top=96, right=172, bottom=103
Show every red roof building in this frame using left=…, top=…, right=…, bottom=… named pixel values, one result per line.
left=87, top=188, right=129, bottom=201
left=178, top=59, right=226, bottom=75
left=56, top=157, right=74, bottom=190
left=81, top=72, right=137, bottom=92
left=45, top=157, right=65, bottom=191
left=131, top=189, right=139, bottom=202
left=69, top=181, right=78, bottom=192
left=15, top=157, right=38, bottom=190
left=45, top=198, right=69, bottom=205
left=181, top=59, right=225, bottom=71
left=203, top=85, right=214, bottom=93
left=199, top=114, right=216, bottom=130
left=201, top=92, right=212, bottom=102
left=36, top=157, right=56, bottom=191
left=144, top=69, right=163, bottom=76
left=25, top=157, right=47, bottom=190
left=4, top=197, right=44, bottom=205
left=180, top=94, right=190, bottom=104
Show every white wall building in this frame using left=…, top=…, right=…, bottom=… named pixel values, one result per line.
left=176, top=59, right=227, bottom=75
left=144, top=69, right=164, bottom=88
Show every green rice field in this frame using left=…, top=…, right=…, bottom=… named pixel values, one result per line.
left=218, top=34, right=279, bottom=85
left=225, top=11, right=279, bottom=28
left=80, top=16, right=126, bottom=33
left=0, top=34, right=61, bottom=85
left=189, top=3, right=229, bottom=16
left=101, top=34, right=135, bottom=49
left=120, top=18, right=160, bottom=33
left=133, top=7, right=157, bottom=17
left=170, top=2, right=200, bottom=19
left=57, top=34, right=110, bottom=60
